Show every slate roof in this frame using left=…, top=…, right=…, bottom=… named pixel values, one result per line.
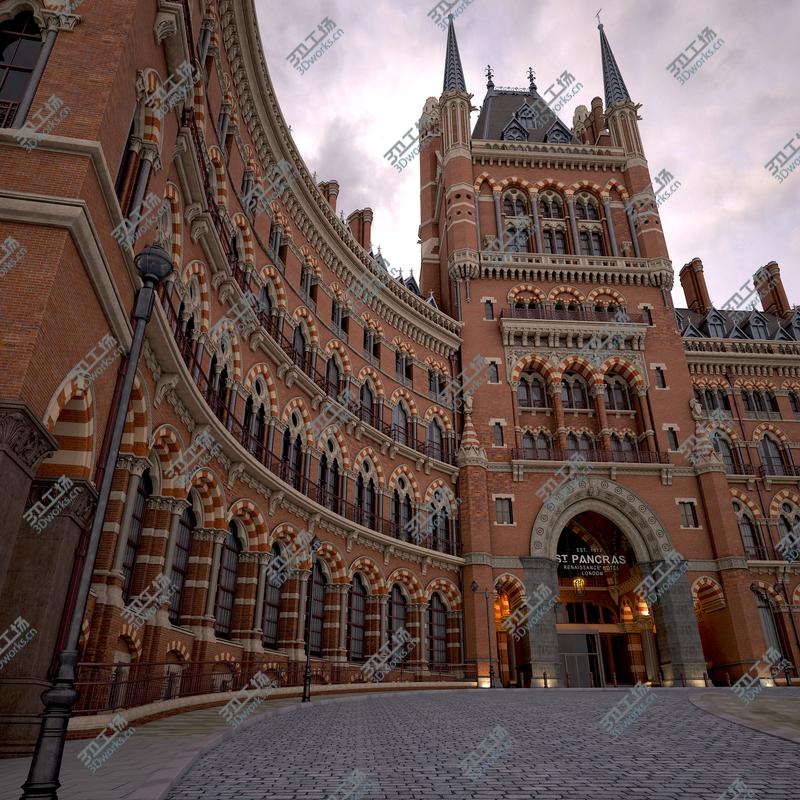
left=676, top=307, right=800, bottom=341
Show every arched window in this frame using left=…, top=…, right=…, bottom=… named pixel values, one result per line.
left=535, top=431, right=552, bottom=459
left=214, top=522, right=242, bottom=638
left=292, top=325, right=307, bottom=370
left=359, top=383, right=375, bottom=425
left=539, top=194, right=563, bottom=219
left=790, top=392, right=800, bottom=418
left=428, top=593, right=448, bottom=666
left=388, top=584, right=407, bottom=644
left=604, top=377, right=632, bottom=411
left=733, top=501, right=765, bottom=560
left=169, top=505, right=196, bottom=624
left=331, top=300, right=349, bottom=335
left=778, top=501, right=800, bottom=543
left=0, top=12, right=42, bottom=127
left=567, top=432, right=595, bottom=459
left=543, top=227, right=567, bottom=255
left=392, top=403, right=409, bottom=445
left=259, top=285, right=274, bottom=322
left=522, top=432, right=536, bottom=458
left=707, top=317, right=725, bottom=338
left=262, top=543, right=283, bottom=649
left=356, top=470, right=377, bottom=530
left=325, top=356, right=341, bottom=397
left=758, top=435, right=790, bottom=476
left=518, top=370, right=548, bottom=408
left=712, top=433, right=739, bottom=474
left=427, top=418, right=444, bottom=461
left=347, top=573, right=367, bottom=661
left=610, top=434, right=637, bottom=461
left=750, top=317, right=769, bottom=340
left=305, top=559, right=327, bottom=657
left=122, top=470, right=153, bottom=604
left=561, top=372, right=589, bottom=410
left=318, top=448, right=340, bottom=512
left=503, top=191, right=527, bottom=217
left=281, top=427, right=303, bottom=489
left=578, top=230, right=604, bottom=256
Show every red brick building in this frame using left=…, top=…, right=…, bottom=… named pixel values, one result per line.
left=0, top=1, right=797, bottom=756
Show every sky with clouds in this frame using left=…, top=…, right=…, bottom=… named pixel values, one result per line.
left=257, top=0, right=800, bottom=310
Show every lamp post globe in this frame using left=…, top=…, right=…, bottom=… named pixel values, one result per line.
left=134, top=241, right=173, bottom=285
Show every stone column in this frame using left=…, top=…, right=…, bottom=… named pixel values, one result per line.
left=602, top=195, right=619, bottom=256
left=322, top=583, right=344, bottom=660
left=529, top=191, right=543, bottom=253
left=370, top=593, right=388, bottom=656
left=520, top=557, right=561, bottom=687
left=0, top=402, right=58, bottom=601
left=231, top=551, right=261, bottom=646
left=592, top=384, right=611, bottom=451
left=202, top=529, right=227, bottom=618
left=293, top=568, right=312, bottom=659
left=625, top=205, right=642, bottom=258
left=278, top=569, right=307, bottom=660
left=111, top=458, right=150, bottom=575
left=408, top=603, right=427, bottom=669
left=565, top=193, right=580, bottom=255
left=446, top=609, right=463, bottom=666
left=493, top=190, right=503, bottom=244
left=336, top=584, right=350, bottom=661
left=636, top=388, right=656, bottom=451
left=253, top=553, right=271, bottom=634
left=550, top=386, right=567, bottom=450
left=640, top=560, right=707, bottom=686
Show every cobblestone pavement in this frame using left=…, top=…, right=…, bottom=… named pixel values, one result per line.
left=165, top=688, right=798, bottom=800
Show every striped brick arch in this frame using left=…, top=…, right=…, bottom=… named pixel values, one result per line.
left=243, top=364, right=279, bottom=417
left=387, top=568, right=425, bottom=604
left=210, top=319, right=242, bottom=380
left=793, top=585, right=800, bottom=606
left=325, top=340, right=352, bottom=375
left=282, top=397, right=312, bottom=445
left=189, top=467, right=226, bottom=528
left=388, top=465, right=420, bottom=502
left=729, top=488, right=761, bottom=517
left=548, top=285, right=585, bottom=303
left=360, top=313, right=384, bottom=337
left=586, top=287, right=626, bottom=306
left=165, top=641, right=190, bottom=662
left=510, top=353, right=557, bottom=385
left=182, top=260, right=210, bottom=332
left=424, top=355, right=449, bottom=374
left=213, top=652, right=240, bottom=666
left=270, top=522, right=302, bottom=550
left=150, top=425, right=184, bottom=496
left=473, top=173, right=501, bottom=193
left=692, top=577, right=727, bottom=614
left=532, top=178, right=568, bottom=193
left=423, top=479, right=457, bottom=511
left=348, top=557, right=386, bottom=595
left=164, top=183, right=183, bottom=268
left=390, top=388, right=418, bottom=416
left=231, top=213, right=255, bottom=266
left=598, top=357, right=645, bottom=389
left=314, top=542, right=347, bottom=583
left=423, top=406, right=453, bottom=433
left=258, top=266, right=287, bottom=309
left=508, top=284, right=546, bottom=304
left=568, top=179, right=604, bottom=195
left=141, top=68, right=163, bottom=148
left=317, top=425, right=350, bottom=469
left=243, top=144, right=260, bottom=178
left=769, top=489, right=800, bottom=518
left=353, top=447, right=385, bottom=486
left=120, top=374, right=149, bottom=457
left=752, top=423, right=789, bottom=444
left=554, top=354, right=598, bottom=385
left=393, top=338, right=416, bottom=357
left=357, top=367, right=384, bottom=397
left=118, top=626, right=143, bottom=659
left=425, top=577, right=462, bottom=611
left=192, top=76, right=206, bottom=136
left=293, top=308, right=319, bottom=345
left=494, top=573, right=527, bottom=608
left=751, top=580, right=782, bottom=605
left=228, top=498, right=269, bottom=551
left=207, top=146, right=227, bottom=206
left=603, top=178, right=630, bottom=202
left=42, top=375, right=95, bottom=480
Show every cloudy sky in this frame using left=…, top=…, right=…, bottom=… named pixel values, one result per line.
left=258, top=0, right=800, bottom=309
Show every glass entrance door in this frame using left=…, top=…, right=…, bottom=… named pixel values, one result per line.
left=558, top=633, right=605, bottom=687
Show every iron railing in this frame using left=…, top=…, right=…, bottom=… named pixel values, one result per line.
left=501, top=305, right=645, bottom=324
left=511, top=446, right=669, bottom=464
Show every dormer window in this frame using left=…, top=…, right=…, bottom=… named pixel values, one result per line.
left=750, top=317, right=769, bottom=339
left=707, top=316, right=725, bottom=338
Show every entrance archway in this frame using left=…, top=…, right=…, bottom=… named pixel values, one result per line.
left=525, top=477, right=707, bottom=686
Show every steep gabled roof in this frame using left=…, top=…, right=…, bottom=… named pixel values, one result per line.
left=472, top=89, right=579, bottom=143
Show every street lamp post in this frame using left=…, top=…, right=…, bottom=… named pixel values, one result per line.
left=302, top=537, right=321, bottom=703
left=21, top=244, right=173, bottom=800
left=471, top=580, right=498, bottom=689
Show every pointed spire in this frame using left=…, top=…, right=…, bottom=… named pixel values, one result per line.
left=598, top=23, right=631, bottom=108
left=442, top=15, right=466, bottom=93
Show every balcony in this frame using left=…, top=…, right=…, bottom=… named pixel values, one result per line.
left=511, top=447, right=670, bottom=465
left=0, top=101, right=18, bottom=128
left=743, top=410, right=781, bottom=421
left=759, top=462, right=800, bottom=478
left=501, top=305, right=645, bottom=325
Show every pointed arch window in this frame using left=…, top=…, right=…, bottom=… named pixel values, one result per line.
left=318, top=449, right=341, bottom=512
left=604, top=376, right=632, bottom=411
left=281, top=427, right=303, bottom=489
left=392, top=403, right=409, bottom=445
left=304, top=559, right=327, bottom=657
left=0, top=12, right=43, bottom=127
left=751, top=317, right=769, bottom=340
left=522, top=432, right=536, bottom=459
left=356, top=472, right=378, bottom=530
left=428, top=593, right=448, bottom=666
left=388, top=584, right=407, bottom=646
left=543, top=228, right=567, bottom=255
left=122, top=470, right=153, bottom=604
left=359, top=383, right=375, bottom=425
left=759, top=435, right=791, bottom=476
left=325, top=356, right=341, bottom=397
left=733, top=501, right=766, bottom=560
left=561, top=373, right=589, bottom=410
left=347, top=573, right=368, bottom=661
left=427, top=418, right=444, bottom=461
left=262, top=543, right=284, bottom=648
left=790, top=392, right=800, bottom=418
left=518, top=370, right=548, bottom=409
left=214, top=522, right=242, bottom=638
left=712, top=433, right=740, bottom=474
left=707, top=317, right=725, bottom=338
left=169, top=505, right=196, bottom=624
left=292, top=325, right=307, bottom=370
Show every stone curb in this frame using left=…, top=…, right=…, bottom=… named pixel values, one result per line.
left=689, top=691, right=800, bottom=745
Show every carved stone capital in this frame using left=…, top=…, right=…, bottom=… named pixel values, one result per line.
left=146, top=495, right=181, bottom=513
left=116, top=454, right=151, bottom=476
left=239, top=551, right=263, bottom=564
left=42, top=10, right=81, bottom=32
left=195, top=527, right=228, bottom=544
left=0, top=401, right=58, bottom=478
left=26, top=477, right=98, bottom=530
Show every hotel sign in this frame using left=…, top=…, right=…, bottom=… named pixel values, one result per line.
left=557, top=544, right=626, bottom=576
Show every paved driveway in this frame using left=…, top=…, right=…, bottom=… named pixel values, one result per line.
left=164, top=688, right=798, bottom=800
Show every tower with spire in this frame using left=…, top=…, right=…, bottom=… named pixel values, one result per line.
left=416, top=16, right=730, bottom=689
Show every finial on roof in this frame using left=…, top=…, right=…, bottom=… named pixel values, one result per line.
left=599, top=20, right=631, bottom=107
left=527, top=66, right=537, bottom=92
left=485, top=64, right=494, bottom=89
left=442, top=14, right=467, bottom=92
left=595, top=7, right=603, bottom=25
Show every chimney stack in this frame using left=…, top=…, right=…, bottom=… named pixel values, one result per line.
left=318, top=180, right=339, bottom=212
left=679, top=258, right=713, bottom=313
left=346, top=208, right=373, bottom=251
left=754, top=261, right=791, bottom=318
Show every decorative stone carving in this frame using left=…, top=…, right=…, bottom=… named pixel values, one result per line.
left=0, top=402, right=58, bottom=477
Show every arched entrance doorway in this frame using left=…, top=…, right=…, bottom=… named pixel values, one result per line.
left=493, top=575, right=533, bottom=687
left=525, top=477, right=707, bottom=687
left=555, top=512, right=658, bottom=687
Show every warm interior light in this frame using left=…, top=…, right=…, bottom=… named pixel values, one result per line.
left=573, top=576, right=586, bottom=596
left=477, top=677, right=491, bottom=688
